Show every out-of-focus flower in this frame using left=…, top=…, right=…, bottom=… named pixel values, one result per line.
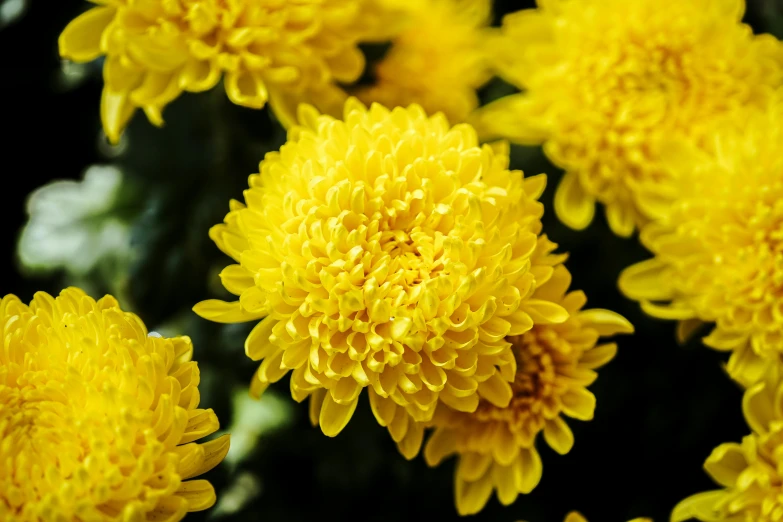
left=472, top=0, right=783, bottom=237
left=671, top=365, right=783, bottom=521
left=0, top=288, right=229, bottom=521
left=619, top=97, right=783, bottom=387
left=424, top=265, right=633, bottom=515
left=560, top=513, right=651, bottom=522
left=18, top=165, right=131, bottom=276
left=58, top=0, right=405, bottom=143
left=222, top=388, right=292, bottom=468
left=0, top=0, right=27, bottom=29
left=210, top=472, right=262, bottom=519
left=356, top=0, right=492, bottom=123
left=195, top=99, right=570, bottom=440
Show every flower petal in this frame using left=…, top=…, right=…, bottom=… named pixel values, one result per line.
left=554, top=171, right=595, bottom=231
left=703, top=443, right=747, bottom=488
left=319, top=392, right=359, bottom=437
left=543, top=416, right=574, bottom=455
left=618, top=259, right=673, bottom=301
left=670, top=491, right=727, bottom=522
left=176, top=479, right=216, bottom=511
left=59, top=7, right=115, bottom=62
left=193, top=299, right=264, bottom=324
left=455, top=471, right=493, bottom=516
left=577, top=309, right=634, bottom=336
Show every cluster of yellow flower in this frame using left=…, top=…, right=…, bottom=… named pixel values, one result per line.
left=2, top=0, right=780, bottom=520
left=193, top=98, right=635, bottom=515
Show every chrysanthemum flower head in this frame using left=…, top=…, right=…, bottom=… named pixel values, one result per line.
left=472, top=0, right=783, bottom=237
left=59, top=0, right=403, bottom=143
left=620, top=95, right=783, bottom=387
left=0, top=288, right=229, bottom=521
left=423, top=265, right=633, bottom=515
left=195, top=98, right=571, bottom=440
left=356, top=0, right=493, bottom=123
left=671, top=365, right=783, bottom=521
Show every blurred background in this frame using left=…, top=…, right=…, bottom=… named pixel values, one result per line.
left=3, top=1, right=783, bottom=520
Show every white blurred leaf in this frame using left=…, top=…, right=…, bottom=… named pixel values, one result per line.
left=18, top=165, right=131, bottom=275
left=221, top=388, right=292, bottom=468
left=210, top=472, right=262, bottom=519
left=0, top=0, right=27, bottom=29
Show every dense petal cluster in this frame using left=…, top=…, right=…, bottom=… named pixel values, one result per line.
left=356, top=0, right=493, bottom=123
left=0, top=288, right=229, bottom=521
left=472, top=0, right=783, bottom=236
left=59, top=0, right=403, bottom=143
left=424, top=265, right=633, bottom=515
left=195, top=99, right=570, bottom=439
left=620, top=98, right=783, bottom=387
left=672, top=366, right=783, bottom=522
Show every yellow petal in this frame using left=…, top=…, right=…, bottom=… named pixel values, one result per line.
left=554, top=172, right=595, bottom=231
left=579, top=343, right=617, bottom=370
left=100, top=88, right=136, bottom=145
left=176, top=480, right=216, bottom=511
left=564, top=513, right=588, bottom=522
left=193, top=299, right=264, bottom=324
left=670, top=491, right=727, bottom=522
left=387, top=407, right=410, bottom=443
left=577, top=309, right=634, bottom=336
left=640, top=301, right=696, bottom=320
left=309, top=389, right=326, bottom=427
left=369, top=390, right=397, bottom=427
left=522, top=173, right=547, bottom=200
left=742, top=381, right=773, bottom=435
left=522, top=299, right=569, bottom=324
left=326, top=46, right=365, bottom=83
left=59, top=7, right=116, bottom=62
left=703, top=443, right=747, bottom=488
left=477, top=373, right=513, bottom=408
left=181, top=409, right=219, bottom=444
left=702, top=328, right=748, bottom=351
left=543, top=416, right=574, bottom=455
left=225, top=69, right=269, bottom=109
left=424, top=428, right=457, bottom=467
left=245, top=319, right=278, bottom=361
left=492, top=464, right=518, bottom=506
left=457, top=452, right=493, bottom=482
left=515, top=447, right=542, bottom=494
left=319, top=392, right=358, bottom=437
left=605, top=201, right=635, bottom=238
left=180, top=59, right=222, bottom=92
left=396, top=419, right=424, bottom=460
left=561, top=388, right=595, bottom=421
left=726, top=346, right=766, bottom=387
left=218, top=265, right=255, bottom=296
left=468, top=94, right=549, bottom=144
left=146, top=496, right=188, bottom=522
left=249, top=367, right=269, bottom=399
left=618, top=259, right=673, bottom=301
left=676, top=319, right=704, bottom=344
left=455, top=472, right=493, bottom=516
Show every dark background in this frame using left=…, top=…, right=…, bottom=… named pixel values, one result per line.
left=3, top=1, right=781, bottom=520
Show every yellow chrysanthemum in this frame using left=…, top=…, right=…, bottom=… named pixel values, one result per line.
left=355, top=0, right=492, bottom=124
left=472, top=0, right=783, bottom=237
left=671, top=365, right=783, bottom=522
left=561, top=512, right=651, bottom=522
left=59, top=0, right=403, bottom=143
left=0, top=288, right=229, bottom=521
left=619, top=97, right=783, bottom=387
left=195, top=99, right=572, bottom=440
left=423, top=265, right=633, bottom=515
